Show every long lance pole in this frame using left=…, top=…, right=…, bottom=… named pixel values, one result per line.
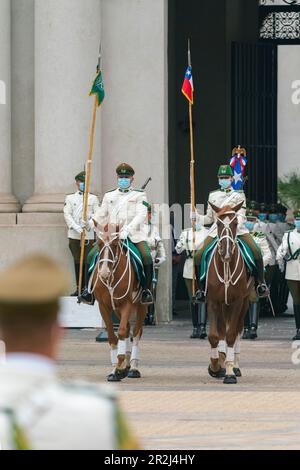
left=78, top=45, right=101, bottom=302
left=188, top=39, right=196, bottom=297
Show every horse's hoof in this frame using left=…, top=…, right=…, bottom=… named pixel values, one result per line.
left=208, top=365, right=226, bottom=379
left=107, top=373, right=121, bottom=382
left=233, top=368, right=242, bottom=377
left=117, top=368, right=129, bottom=380
left=223, top=375, right=237, bottom=385
left=127, top=369, right=141, bottom=379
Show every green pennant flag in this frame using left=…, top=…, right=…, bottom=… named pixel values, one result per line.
left=89, top=70, right=105, bottom=106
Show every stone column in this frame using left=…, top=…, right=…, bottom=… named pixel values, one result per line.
left=0, top=0, right=20, bottom=213
left=23, top=0, right=102, bottom=213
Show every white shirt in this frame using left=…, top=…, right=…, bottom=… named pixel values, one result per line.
left=64, top=192, right=100, bottom=241
left=93, top=188, right=148, bottom=243
left=196, top=188, right=247, bottom=238
left=277, top=229, right=300, bottom=281
left=0, top=354, right=117, bottom=450
left=176, top=227, right=208, bottom=279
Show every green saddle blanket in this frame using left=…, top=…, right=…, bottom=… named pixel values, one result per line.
left=87, top=239, right=146, bottom=287
left=199, top=237, right=257, bottom=282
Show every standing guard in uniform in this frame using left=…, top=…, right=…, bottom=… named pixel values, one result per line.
left=144, top=203, right=166, bottom=324
left=242, top=208, right=272, bottom=340
left=176, top=224, right=208, bottom=339
left=254, top=203, right=279, bottom=316
left=0, top=255, right=137, bottom=450
left=277, top=210, right=300, bottom=340
left=64, top=172, right=100, bottom=296
left=192, top=165, right=269, bottom=302
left=91, top=163, right=154, bottom=305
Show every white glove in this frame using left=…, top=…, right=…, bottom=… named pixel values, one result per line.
left=155, top=257, right=166, bottom=267
left=73, top=223, right=83, bottom=235
left=119, top=228, right=129, bottom=240
left=278, top=261, right=285, bottom=273
left=190, top=211, right=197, bottom=222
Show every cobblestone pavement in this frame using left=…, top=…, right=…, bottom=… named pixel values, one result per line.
left=58, top=316, right=300, bottom=450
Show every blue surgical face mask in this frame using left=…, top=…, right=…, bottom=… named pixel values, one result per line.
left=295, top=220, right=300, bottom=230
left=79, top=182, right=85, bottom=192
left=269, top=214, right=278, bottom=223
left=118, top=178, right=131, bottom=190
left=245, top=221, right=255, bottom=232
left=258, top=214, right=267, bottom=222
left=219, top=178, right=232, bottom=190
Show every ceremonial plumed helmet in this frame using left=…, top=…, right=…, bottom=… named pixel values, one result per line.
left=75, top=171, right=86, bottom=183
left=116, top=163, right=135, bottom=177
left=0, top=255, right=70, bottom=307
left=217, top=165, right=233, bottom=177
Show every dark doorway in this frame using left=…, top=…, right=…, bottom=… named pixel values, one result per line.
left=168, top=0, right=260, bottom=307
left=232, top=42, right=278, bottom=204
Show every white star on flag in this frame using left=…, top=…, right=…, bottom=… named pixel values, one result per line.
left=233, top=171, right=243, bottom=185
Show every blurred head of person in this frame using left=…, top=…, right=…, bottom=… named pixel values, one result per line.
left=0, top=255, right=70, bottom=360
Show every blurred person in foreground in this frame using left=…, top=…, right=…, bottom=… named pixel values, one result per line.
left=0, top=255, right=138, bottom=450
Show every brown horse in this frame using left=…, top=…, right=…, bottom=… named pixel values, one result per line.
left=205, top=202, right=254, bottom=384
left=89, top=223, right=147, bottom=382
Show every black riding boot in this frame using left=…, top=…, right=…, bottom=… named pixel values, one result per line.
left=242, top=310, right=250, bottom=340
left=190, top=303, right=200, bottom=339
left=71, top=263, right=80, bottom=296
left=199, top=302, right=207, bottom=339
left=80, top=263, right=95, bottom=305
left=193, top=264, right=206, bottom=304
left=256, top=258, right=270, bottom=298
left=293, top=305, right=300, bottom=341
left=249, top=302, right=259, bottom=340
left=141, top=265, right=154, bottom=305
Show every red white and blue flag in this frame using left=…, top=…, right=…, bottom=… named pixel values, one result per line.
left=182, top=66, right=194, bottom=104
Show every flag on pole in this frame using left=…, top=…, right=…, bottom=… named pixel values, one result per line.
left=182, top=66, right=194, bottom=104
left=230, top=146, right=247, bottom=190
left=89, top=70, right=105, bottom=107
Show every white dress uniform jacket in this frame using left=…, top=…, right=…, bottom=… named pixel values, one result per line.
left=144, top=224, right=166, bottom=264
left=196, top=189, right=247, bottom=238
left=251, top=232, right=272, bottom=267
left=277, top=229, right=300, bottom=281
left=254, top=221, right=278, bottom=266
left=176, top=227, right=208, bottom=280
left=64, top=192, right=100, bottom=241
left=0, top=355, right=118, bottom=450
left=93, top=188, right=148, bottom=243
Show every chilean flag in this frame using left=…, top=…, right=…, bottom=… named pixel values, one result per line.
left=182, top=66, right=194, bottom=104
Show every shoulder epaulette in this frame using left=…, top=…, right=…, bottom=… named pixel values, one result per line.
left=106, top=188, right=117, bottom=193
left=209, top=189, right=219, bottom=195
left=134, top=189, right=145, bottom=193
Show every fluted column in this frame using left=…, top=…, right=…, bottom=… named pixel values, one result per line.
left=23, top=0, right=102, bottom=213
left=0, top=0, right=21, bottom=213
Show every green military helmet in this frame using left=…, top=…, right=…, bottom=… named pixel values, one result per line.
left=116, top=163, right=135, bottom=177
left=269, top=203, right=278, bottom=215
left=218, top=165, right=233, bottom=177
left=278, top=203, right=288, bottom=215
left=249, top=200, right=259, bottom=211
left=259, top=202, right=269, bottom=214
left=75, top=171, right=86, bottom=183
left=294, top=209, right=300, bottom=220
left=246, top=208, right=258, bottom=220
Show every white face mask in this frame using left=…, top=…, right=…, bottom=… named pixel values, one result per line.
left=219, top=178, right=232, bottom=190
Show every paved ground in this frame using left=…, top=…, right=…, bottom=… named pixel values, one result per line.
left=58, top=315, right=300, bottom=450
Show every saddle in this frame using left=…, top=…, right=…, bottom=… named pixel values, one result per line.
left=87, top=239, right=146, bottom=287
left=199, top=237, right=256, bottom=282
